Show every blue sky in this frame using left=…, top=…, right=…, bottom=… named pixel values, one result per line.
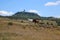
left=0, top=0, right=60, bottom=17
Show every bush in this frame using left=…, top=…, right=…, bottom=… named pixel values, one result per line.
left=8, top=22, right=13, bottom=26
left=47, top=22, right=49, bottom=25
left=2, top=37, right=8, bottom=40
left=51, top=23, right=53, bottom=25
left=21, top=20, right=24, bottom=23
left=22, top=26, right=26, bottom=29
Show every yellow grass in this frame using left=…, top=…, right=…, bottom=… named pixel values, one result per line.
left=0, top=18, right=60, bottom=40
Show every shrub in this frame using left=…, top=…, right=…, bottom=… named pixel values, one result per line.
left=2, top=37, right=8, bottom=40
left=8, top=22, right=13, bottom=26
left=21, top=20, right=24, bottom=23
left=22, top=26, right=26, bottom=29
left=47, top=22, right=49, bottom=25
left=51, top=23, right=53, bottom=25
left=40, top=22, right=44, bottom=24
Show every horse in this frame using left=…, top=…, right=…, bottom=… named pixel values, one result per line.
left=32, top=19, right=39, bottom=23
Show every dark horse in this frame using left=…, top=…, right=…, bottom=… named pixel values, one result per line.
left=32, top=19, right=39, bottom=23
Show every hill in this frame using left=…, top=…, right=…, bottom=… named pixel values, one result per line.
left=0, top=11, right=60, bottom=26
left=11, top=11, right=40, bottom=20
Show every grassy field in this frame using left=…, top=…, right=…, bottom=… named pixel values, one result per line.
left=0, top=18, right=60, bottom=40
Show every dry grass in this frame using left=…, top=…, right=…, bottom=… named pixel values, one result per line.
left=0, top=18, right=60, bottom=40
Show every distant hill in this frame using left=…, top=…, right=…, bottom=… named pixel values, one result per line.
left=11, top=11, right=40, bottom=20
left=0, top=11, right=60, bottom=26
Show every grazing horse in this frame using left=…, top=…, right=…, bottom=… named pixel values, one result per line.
left=32, top=19, right=39, bottom=23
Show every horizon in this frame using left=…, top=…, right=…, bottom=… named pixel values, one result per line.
left=0, top=0, right=60, bottom=18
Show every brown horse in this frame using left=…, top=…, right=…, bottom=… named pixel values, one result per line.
left=32, top=19, right=39, bottom=23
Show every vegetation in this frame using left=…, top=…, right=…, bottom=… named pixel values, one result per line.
left=0, top=11, right=60, bottom=26
left=8, top=22, right=13, bottom=26
left=12, top=12, right=40, bottom=19
left=0, top=18, right=60, bottom=40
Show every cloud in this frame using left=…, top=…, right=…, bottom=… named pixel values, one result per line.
left=28, top=10, right=40, bottom=15
left=0, top=11, right=14, bottom=16
left=45, top=1, right=60, bottom=6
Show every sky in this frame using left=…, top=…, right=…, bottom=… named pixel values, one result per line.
left=0, top=0, right=60, bottom=17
